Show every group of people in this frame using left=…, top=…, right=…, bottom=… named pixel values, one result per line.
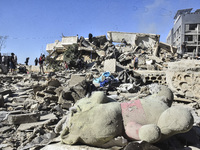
left=24, top=54, right=45, bottom=74
left=0, top=53, right=18, bottom=73
left=0, top=52, right=46, bottom=74
left=1, top=51, right=138, bottom=74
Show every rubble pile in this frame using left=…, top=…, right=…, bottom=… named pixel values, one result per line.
left=0, top=31, right=200, bottom=150
left=166, top=60, right=200, bottom=101
left=46, top=32, right=177, bottom=72
left=0, top=71, right=200, bottom=150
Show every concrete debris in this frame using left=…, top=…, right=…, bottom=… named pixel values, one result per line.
left=104, top=59, right=116, bottom=73
left=166, top=60, right=200, bottom=100
left=0, top=64, right=9, bottom=74
left=44, top=31, right=177, bottom=73
left=7, top=112, right=40, bottom=125
left=0, top=31, right=200, bottom=150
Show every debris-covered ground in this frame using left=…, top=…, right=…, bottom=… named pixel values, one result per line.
left=0, top=31, right=200, bottom=150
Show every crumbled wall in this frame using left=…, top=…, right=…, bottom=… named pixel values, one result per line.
left=166, top=60, right=200, bottom=100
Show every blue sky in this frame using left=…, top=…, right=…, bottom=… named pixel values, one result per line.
left=0, top=0, right=199, bottom=65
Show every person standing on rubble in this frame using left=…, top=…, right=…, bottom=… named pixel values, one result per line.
left=10, top=53, right=16, bottom=73
left=133, top=55, right=138, bottom=70
left=14, top=53, right=17, bottom=66
left=39, top=54, right=45, bottom=74
left=35, top=58, right=38, bottom=66
left=64, top=61, right=69, bottom=70
left=25, top=57, right=29, bottom=65
left=7, top=56, right=10, bottom=71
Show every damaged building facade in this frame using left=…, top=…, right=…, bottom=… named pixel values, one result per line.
left=46, top=35, right=79, bottom=61
left=46, top=31, right=176, bottom=67
left=45, top=31, right=179, bottom=90
left=167, top=8, right=200, bottom=57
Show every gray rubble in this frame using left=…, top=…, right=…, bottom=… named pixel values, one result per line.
left=0, top=31, right=200, bottom=150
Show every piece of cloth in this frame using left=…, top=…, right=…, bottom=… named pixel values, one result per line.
left=93, top=72, right=111, bottom=84
left=100, top=79, right=110, bottom=87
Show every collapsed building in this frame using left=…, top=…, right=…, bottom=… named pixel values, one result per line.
left=44, top=31, right=200, bottom=102
left=46, top=31, right=177, bottom=70
left=1, top=31, right=200, bottom=150
left=45, top=31, right=178, bottom=88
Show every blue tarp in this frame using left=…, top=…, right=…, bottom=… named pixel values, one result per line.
left=93, top=72, right=111, bottom=84
left=93, top=72, right=118, bottom=87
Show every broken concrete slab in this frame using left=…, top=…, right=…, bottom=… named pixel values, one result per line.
left=17, top=113, right=57, bottom=131
left=68, top=74, right=85, bottom=87
left=70, top=80, right=90, bottom=102
left=61, top=36, right=78, bottom=47
left=96, top=50, right=106, bottom=58
left=0, top=111, right=9, bottom=121
left=104, top=59, right=116, bottom=73
left=33, top=84, right=46, bottom=94
left=107, top=31, right=160, bottom=51
left=78, top=46, right=93, bottom=51
left=0, top=126, right=14, bottom=134
left=23, top=98, right=38, bottom=109
left=119, top=46, right=133, bottom=53
left=18, top=132, right=57, bottom=150
left=116, top=62, right=125, bottom=72
left=166, top=60, right=200, bottom=100
left=47, top=78, right=61, bottom=87
left=58, top=87, right=73, bottom=104
left=159, top=42, right=177, bottom=54
left=0, top=89, right=12, bottom=96
left=7, top=112, right=40, bottom=125
left=134, top=70, right=166, bottom=85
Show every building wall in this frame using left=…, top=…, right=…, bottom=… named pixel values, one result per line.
left=182, top=13, right=200, bottom=55
left=172, top=16, right=182, bottom=54
left=166, top=29, right=173, bottom=45
left=166, top=10, right=200, bottom=56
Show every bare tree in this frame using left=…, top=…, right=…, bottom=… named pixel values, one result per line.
left=0, top=36, right=8, bottom=53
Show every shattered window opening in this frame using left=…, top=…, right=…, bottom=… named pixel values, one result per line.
left=187, top=46, right=196, bottom=52
left=185, top=35, right=193, bottom=41
left=189, top=24, right=197, bottom=30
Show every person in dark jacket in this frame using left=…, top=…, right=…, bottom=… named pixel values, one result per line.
left=10, top=53, right=16, bottom=73
left=25, top=57, right=29, bottom=65
left=35, top=58, right=38, bottom=66
left=39, top=55, right=45, bottom=74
